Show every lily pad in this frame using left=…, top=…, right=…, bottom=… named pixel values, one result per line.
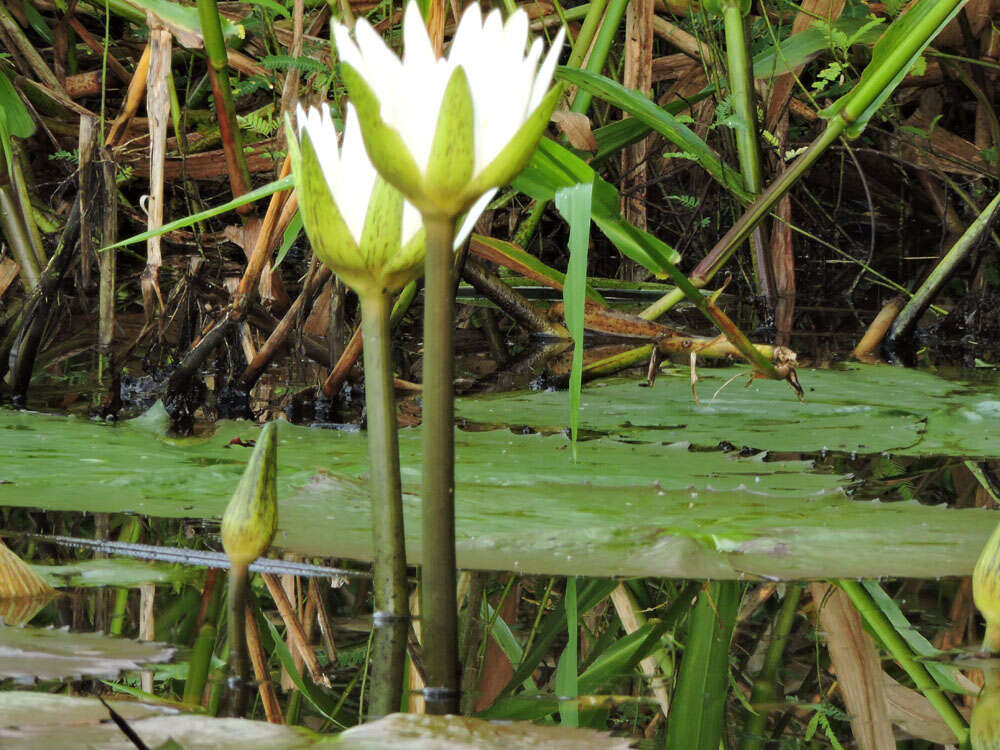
left=457, top=364, right=1000, bottom=457
left=0, top=625, right=175, bottom=683
left=0, top=406, right=995, bottom=578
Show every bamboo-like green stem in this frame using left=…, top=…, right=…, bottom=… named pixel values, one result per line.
left=196, top=0, right=252, bottom=203
left=720, top=0, right=772, bottom=306
left=740, top=584, right=802, bottom=750
left=360, top=291, right=409, bottom=718
left=227, top=562, right=250, bottom=717
left=565, top=0, right=609, bottom=70
left=569, top=0, right=630, bottom=115
left=837, top=579, right=969, bottom=746
left=421, top=215, right=460, bottom=715
left=889, top=190, right=1000, bottom=345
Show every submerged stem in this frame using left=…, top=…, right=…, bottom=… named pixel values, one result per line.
left=421, top=215, right=460, bottom=715
left=360, top=291, right=409, bottom=718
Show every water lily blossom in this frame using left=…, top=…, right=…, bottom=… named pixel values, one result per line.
left=287, top=103, right=486, bottom=297
left=333, top=2, right=565, bottom=218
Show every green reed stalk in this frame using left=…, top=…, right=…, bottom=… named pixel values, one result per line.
left=569, top=0, right=630, bottom=115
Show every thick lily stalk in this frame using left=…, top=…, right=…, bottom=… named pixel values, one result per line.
left=419, top=215, right=460, bottom=713
left=641, top=0, right=966, bottom=322
left=888, top=190, right=1000, bottom=347
left=361, top=291, right=410, bottom=717
left=221, top=421, right=278, bottom=717
left=288, top=103, right=489, bottom=715
left=196, top=0, right=252, bottom=204
left=336, top=2, right=565, bottom=715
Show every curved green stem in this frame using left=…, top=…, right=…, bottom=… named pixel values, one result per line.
left=421, top=215, right=460, bottom=715
left=837, top=579, right=969, bottom=747
left=360, top=291, right=409, bottom=718
left=569, top=0, right=630, bottom=116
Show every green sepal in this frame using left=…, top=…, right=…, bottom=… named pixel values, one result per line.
left=466, top=83, right=563, bottom=203
left=424, top=66, right=476, bottom=216
left=359, top=176, right=406, bottom=293
left=294, top=127, right=364, bottom=283
left=221, top=421, right=278, bottom=568
left=340, top=62, right=429, bottom=210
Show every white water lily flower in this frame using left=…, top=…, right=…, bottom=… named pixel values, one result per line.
left=334, top=2, right=565, bottom=218
left=288, top=103, right=487, bottom=296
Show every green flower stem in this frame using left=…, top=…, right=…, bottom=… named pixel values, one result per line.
left=227, top=562, right=251, bottom=717
left=360, top=291, right=409, bottom=718
left=837, top=579, right=969, bottom=747
left=720, top=0, right=772, bottom=305
left=740, top=584, right=802, bottom=750
left=421, top=214, right=460, bottom=716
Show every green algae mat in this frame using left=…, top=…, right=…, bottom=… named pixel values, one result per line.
left=2, top=363, right=999, bottom=580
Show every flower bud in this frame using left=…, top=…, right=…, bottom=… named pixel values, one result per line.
left=221, top=421, right=278, bottom=569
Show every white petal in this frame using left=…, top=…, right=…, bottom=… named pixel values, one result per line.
left=453, top=188, right=496, bottom=249
left=401, top=199, right=422, bottom=245
left=448, top=2, right=483, bottom=65
left=529, top=26, right=565, bottom=112
left=337, top=105, right=379, bottom=244
left=403, top=1, right=436, bottom=69
left=332, top=22, right=363, bottom=73
left=502, top=10, right=529, bottom=58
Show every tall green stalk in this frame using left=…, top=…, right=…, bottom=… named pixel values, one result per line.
left=569, top=0, right=630, bottom=116
left=716, top=0, right=772, bottom=305
left=420, top=215, right=460, bottom=715
left=360, top=291, right=409, bottom=718
left=196, top=0, right=251, bottom=201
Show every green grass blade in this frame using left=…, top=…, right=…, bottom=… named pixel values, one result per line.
left=555, top=577, right=579, bottom=727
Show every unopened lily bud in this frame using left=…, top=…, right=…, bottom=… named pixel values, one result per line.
left=221, top=421, right=278, bottom=569
left=975, top=521, right=1000, bottom=653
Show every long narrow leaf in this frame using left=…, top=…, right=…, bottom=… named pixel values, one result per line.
left=558, top=67, right=752, bottom=203
left=665, top=582, right=739, bottom=750
left=102, top=175, right=294, bottom=251
left=555, top=577, right=579, bottom=727
left=554, top=182, right=593, bottom=459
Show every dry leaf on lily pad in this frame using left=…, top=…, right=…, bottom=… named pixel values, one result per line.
left=0, top=625, right=175, bottom=683
left=336, top=713, right=634, bottom=748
